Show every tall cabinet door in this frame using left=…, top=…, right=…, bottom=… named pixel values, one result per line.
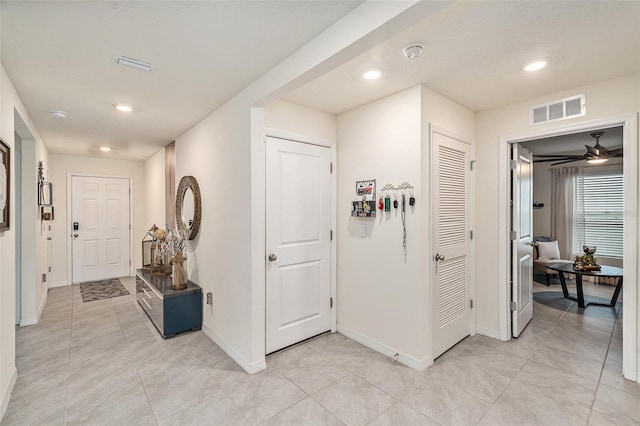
left=431, top=127, right=473, bottom=359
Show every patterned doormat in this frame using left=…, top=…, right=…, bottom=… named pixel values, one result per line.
left=80, top=279, right=130, bottom=303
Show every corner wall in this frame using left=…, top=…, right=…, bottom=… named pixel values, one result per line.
left=337, top=86, right=424, bottom=363
left=0, top=63, right=47, bottom=420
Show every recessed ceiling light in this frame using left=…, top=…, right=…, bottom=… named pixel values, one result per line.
left=115, top=105, right=133, bottom=112
left=524, top=60, right=547, bottom=72
left=50, top=109, right=68, bottom=119
left=363, top=69, right=382, bottom=80
left=100, top=147, right=111, bottom=152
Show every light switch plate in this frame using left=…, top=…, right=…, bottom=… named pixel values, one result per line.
left=360, top=223, right=367, bottom=238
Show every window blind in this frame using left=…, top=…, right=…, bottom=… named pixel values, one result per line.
left=575, top=171, right=623, bottom=258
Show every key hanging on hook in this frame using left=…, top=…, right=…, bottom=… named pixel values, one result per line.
left=384, top=193, right=391, bottom=212
left=378, top=194, right=384, bottom=211
left=393, top=193, right=398, bottom=209
left=409, top=188, right=415, bottom=206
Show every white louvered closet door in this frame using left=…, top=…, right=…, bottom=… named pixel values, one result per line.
left=431, top=127, right=472, bottom=360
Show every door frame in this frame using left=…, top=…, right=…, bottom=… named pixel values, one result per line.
left=428, top=124, right=476, bottom=360
left=66, top=173, right=134, bottom=285
left=497, top=114, right=638, bottom=381
left=264, top=129, right=337, bottom=337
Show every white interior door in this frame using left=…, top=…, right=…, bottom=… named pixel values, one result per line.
left=266, top=136, right=331, bottom=354
left=72, top=176, right=130, bottom=283
left=511, top=145, right=534, bottom=337
left=431, top=128, right=473, bottom=359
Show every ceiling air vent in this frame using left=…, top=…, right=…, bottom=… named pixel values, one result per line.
left=529, top=94, right=585, bottom=126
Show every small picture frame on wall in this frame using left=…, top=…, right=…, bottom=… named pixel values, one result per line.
left=0, top=138, right=10, bottom=231
left=356, top=179, right=376, bottom=201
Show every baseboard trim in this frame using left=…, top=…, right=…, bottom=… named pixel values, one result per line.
left=337, top=325, right=432, bottom=371
left=0, top=367, right=17, bottom=421
left=201, top=324, right=266, bottom=375
left=476, top=326, right=501, bottom=340
left=20, top=291, right=48, bottom=326
left=50, top=281, right=69, bottom=288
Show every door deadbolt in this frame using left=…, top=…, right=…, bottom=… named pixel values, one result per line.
left=268, top=253, right=277, bottom=261
left=434, top=253, right=445, bottom=261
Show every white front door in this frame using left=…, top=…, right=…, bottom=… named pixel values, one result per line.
left=265, top=136, right=331, bottom=354
left=431, top=127, right=473, bottom=359
left=511, top=145, right=534, bottom=337
left=72, top=176, right=131, bottom=283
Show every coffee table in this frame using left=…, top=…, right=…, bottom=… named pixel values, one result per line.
left=545, top=262, right=623, bottom=309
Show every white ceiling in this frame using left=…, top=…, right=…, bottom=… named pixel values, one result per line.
left=1, top=1, right=639, bottom=161
left=0, top=0, right=362, bottom=160
left=285, top=1, right=640, bottom=114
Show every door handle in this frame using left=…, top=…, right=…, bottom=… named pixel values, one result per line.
left=268, top=253, right=277, bottom=262
left=73, top=233, right=79, bottom=238
left=529, top=240, right=537, bottom=247
left=47, top=237, right=52, bottom=240
left=434, top=254, right=445, bottom=261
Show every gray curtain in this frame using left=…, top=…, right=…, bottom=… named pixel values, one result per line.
left=550, top=167, right=580, bottom=259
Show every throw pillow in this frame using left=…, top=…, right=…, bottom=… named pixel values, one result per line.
left=537, top=240, right=561, bottom=259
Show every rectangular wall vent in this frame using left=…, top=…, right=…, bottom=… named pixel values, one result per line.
left=529, top=94, right=585, bottom=126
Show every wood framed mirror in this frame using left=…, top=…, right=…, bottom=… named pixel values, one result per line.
left=176, top=175, right=201, bottom=240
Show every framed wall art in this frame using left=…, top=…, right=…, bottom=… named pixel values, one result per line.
left=0, top=138, right=10, bottom=231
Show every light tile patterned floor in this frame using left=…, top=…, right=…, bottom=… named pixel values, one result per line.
left=2, top=277, right=639, bottom=425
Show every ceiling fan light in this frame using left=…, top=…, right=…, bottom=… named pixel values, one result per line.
left=587, top=157, right=608, bottom=164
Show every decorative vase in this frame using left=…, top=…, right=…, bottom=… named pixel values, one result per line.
left=172, top=254, right=188, bottom=290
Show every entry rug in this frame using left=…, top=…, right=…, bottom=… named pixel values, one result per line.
left=80, top=279, right=130, bottom=303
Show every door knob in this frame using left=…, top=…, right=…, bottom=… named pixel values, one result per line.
left=529, top=240, right=537, bottom=247
left=434, top=253, right=445, bottom=261
left=268, top=253, right=277, bottom=261
left=73, top=233, right=79, bottom=238
left=47, top=237, right=52, bottom=241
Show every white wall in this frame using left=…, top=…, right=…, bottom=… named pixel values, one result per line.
left=144, top=149, right=166, bottom=230
left=265, top=100, right=336, bottom=143
left=174, top=95, right=256, bottom=370
left=475, top=73, right=640, bottom=361
left=48, top=154, right=146, bottom=286
left=335, top=86, right=475, bottom=366
left=0, top=63, right=47, bottom=420
left=337, top=86, right=424, bottom=362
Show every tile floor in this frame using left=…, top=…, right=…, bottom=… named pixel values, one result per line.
left=2, top=277, right=639, bottom=425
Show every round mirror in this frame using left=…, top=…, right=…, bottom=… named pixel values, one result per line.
left=176, top=176, right=201, bottom=240
left=182, top=188, right=195, bottom=229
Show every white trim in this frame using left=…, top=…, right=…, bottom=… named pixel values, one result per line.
left=497, top=114, right=637, bottom=381
left=49, top=281, right=69, bottom=288
left=337, top=325, right=433, bottom=371
left=202, top=323, right=266, bottom=374
left=475, top=326, right=500, bottom=340
left=264, top=128, right=333, bottom=148
left=0, top=367, right=17, bottom=421
left=66, top=173, right=134, bottom=284
left=20, top=288, right=47, bottom=326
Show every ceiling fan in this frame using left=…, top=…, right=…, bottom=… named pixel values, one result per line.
left=533, top=131, right=623, bottom=166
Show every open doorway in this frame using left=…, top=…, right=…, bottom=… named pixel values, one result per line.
left=499, top=115, right=637, bottom=382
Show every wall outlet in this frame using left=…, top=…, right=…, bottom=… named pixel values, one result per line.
left=207, top=292, right=213, bottom=305
left=360, top=223, right=367, bottom=238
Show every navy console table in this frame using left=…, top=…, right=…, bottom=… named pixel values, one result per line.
left=136, top=269, right=202, bottom=338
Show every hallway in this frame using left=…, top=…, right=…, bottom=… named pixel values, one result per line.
left=2, top=279, right=638, bottom=425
